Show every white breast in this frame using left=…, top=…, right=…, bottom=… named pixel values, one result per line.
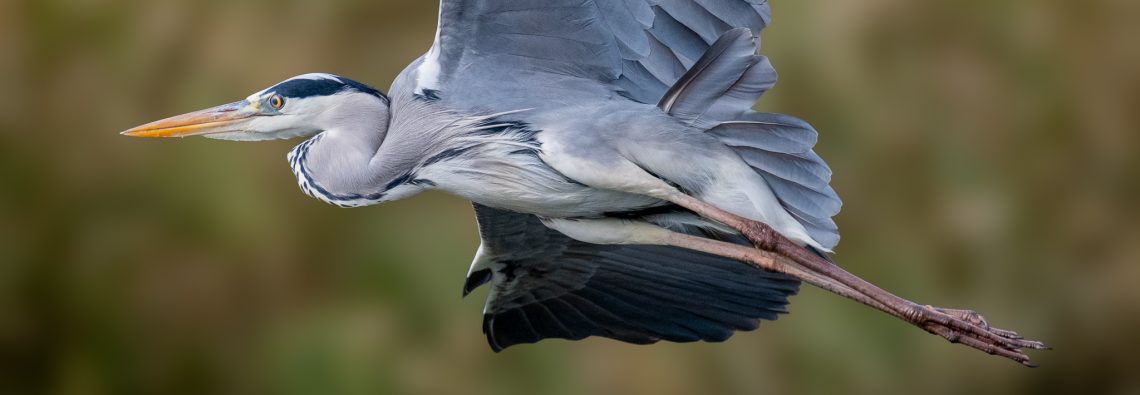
left=417, top=142, right=659, bottom=218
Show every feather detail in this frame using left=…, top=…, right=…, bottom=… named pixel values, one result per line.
left=468, top=204, right=799, bottom=351
left=656, top=28, right=777, bottom=128
left=658, top=28, right=755, bottom=114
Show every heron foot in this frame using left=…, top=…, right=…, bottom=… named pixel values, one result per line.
left=908, top=304, right=1049, bottom=366
left=660, top=193, right=1049, bottom=366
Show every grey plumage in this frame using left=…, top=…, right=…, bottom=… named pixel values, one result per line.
left=123, top=0, right=1052, bottom=366
left=657, top=28, right=762, bottom=121
left=422, top=0, right=838, bottom=349
left=125, top=0, right=843, bottom=352
left=413, top=0, right=837, bottom=249
left=426, top=0, right=773, bottom=109
left=707, top=112, right=840, bottom=246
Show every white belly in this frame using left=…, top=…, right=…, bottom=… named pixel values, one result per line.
left=417, top=152, right=661, bottom=218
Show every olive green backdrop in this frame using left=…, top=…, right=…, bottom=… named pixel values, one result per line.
left=2, top=1, right=1137, bottom=394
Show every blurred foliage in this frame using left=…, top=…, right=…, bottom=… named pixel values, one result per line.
left=1, top=0, right=1138, bottom=394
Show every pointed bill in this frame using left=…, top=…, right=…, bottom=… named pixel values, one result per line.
left=121, top=100, right=257, bottom=138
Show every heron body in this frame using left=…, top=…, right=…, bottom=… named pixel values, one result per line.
left=125, top=0, right=1047, bottom=363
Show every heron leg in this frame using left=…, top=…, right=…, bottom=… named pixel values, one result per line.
left=662, top=192, right=1048, bottom=366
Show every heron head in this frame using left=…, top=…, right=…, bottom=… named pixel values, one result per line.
left=122, top=73, right=389, bottom=141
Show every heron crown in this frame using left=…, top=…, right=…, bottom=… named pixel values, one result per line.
left=259, top=73, right=388, bottom=104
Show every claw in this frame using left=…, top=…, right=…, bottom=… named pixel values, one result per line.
left=990, top=328, right=1023, bottom=339
left=660, top=192, right=1046, bottom=366
left=916, top=305, right=1048, bottom=366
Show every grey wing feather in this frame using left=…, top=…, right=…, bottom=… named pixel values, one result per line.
left=707, top=113, right=842, bottom=247
left=426, top=1, right=840, bottom=247
left=469, top=204, right=799, bottom=351
left=429, top=1, right=839, bottom=246
left=657, top=28, right=777, bottom=128
left=707, top=114, right=819, bottom=154
left=430, top=0, right=773, bottom=108
left=650, top=30, right=840, bottom=248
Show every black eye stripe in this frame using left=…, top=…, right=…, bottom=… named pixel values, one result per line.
left=271, top=79, right=344, bottom=99
left=265, top=76, right=389, bottom=104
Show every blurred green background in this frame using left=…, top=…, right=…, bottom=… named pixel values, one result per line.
left=2, top=0, right=1138, bottom=394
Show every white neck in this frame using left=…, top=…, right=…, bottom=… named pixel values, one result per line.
left=287, top=92, right=471, bottom=207
left=287, top=93, right=419, bottom=207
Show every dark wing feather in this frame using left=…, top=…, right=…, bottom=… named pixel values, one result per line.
left=468, top=204, right=799, bottom=351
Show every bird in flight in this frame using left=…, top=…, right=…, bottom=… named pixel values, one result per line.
left=123, top=0, right=1047, bottom=365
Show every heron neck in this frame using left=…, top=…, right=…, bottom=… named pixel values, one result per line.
left=290, top=98, right=462, bottom=207
left=289, top=102, right=419, bottom=207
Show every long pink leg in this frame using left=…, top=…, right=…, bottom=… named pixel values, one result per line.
left=664, top=193, right=1048, bottom=366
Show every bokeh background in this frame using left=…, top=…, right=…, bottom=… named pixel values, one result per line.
left=2, top=0, right=1138, bottom=394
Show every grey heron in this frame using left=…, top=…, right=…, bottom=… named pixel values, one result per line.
left=123, top=1, right=1047, bottom=365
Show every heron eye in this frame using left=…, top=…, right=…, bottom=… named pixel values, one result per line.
left=269, top=94, right=285, bottom=110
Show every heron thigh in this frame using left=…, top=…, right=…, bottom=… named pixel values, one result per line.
left=628, top=146, right=817, bottom=247
left=553, top=129, right=816, bottom=248
left=537, top=137, right=680, bottom=201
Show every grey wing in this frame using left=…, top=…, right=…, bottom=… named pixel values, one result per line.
left=417, top=0, right=772, bottom=108
left=418, top=0, right=841, bottom=249
left=467, top=204, right=799, bottom=351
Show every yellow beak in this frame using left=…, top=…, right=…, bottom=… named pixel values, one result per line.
left=121, top=100, right=256, bottom=138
